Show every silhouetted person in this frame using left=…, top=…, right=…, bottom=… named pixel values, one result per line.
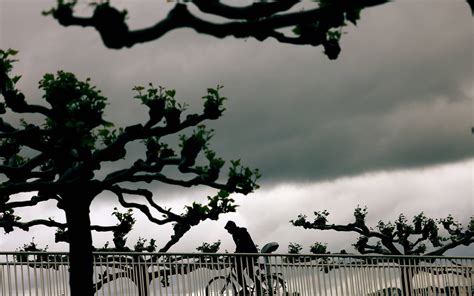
left=225, top=221, right=260, bottom=295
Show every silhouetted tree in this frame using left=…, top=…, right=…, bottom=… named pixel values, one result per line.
left=44, top=0, right=395, bottom=60
left=291, top=207, right=474, bottom=294
left=0, top=49, right=260, bottom=295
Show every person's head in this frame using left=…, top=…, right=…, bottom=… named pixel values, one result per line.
left=224, top=220, right=237, bottom=233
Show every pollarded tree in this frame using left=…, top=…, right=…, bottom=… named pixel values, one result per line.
left=0, top=49, right=260, bottom=296
left=291, top=207, right=474, bottom=294
left=44, top=0, right=393, bottom=60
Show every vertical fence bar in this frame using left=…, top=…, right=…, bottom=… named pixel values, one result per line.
left=195, top=255, right=200, bottom=296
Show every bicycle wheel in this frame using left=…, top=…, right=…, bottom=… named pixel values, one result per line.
left=205, top=275, right=238, bottom=296
left=263, top=275, right=287, bottom=295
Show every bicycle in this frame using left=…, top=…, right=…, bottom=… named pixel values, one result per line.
left=205, top=243, right=287, bottom=296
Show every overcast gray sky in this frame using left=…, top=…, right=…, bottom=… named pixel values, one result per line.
left=0, top=0, right=473, bottom=255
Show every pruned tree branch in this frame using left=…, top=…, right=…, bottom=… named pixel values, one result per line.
left=292, top=207, right=474, bottom=257
left=2, top=193, right=59, bottom=210
left=426, top=237, right=474, bottom=256
left=0, top=218, right=65, bottom=232
left=113, top=186, right=181, bottom=221
left=46, top=0, right=389, bottom=59
left=0, top=180, right=58, bottom=196
left=192, top=1, right=300, bottom=20
left=108, top=185, right=174, bottom=225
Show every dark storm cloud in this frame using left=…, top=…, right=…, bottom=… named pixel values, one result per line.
left=1, top=1, right=472, bottom=185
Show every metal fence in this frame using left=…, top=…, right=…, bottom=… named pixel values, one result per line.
left=1, top=252, right=473, bottom=296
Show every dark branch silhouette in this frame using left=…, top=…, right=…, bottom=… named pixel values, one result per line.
left=292, top=207, right=473, bottom=256
left=45, top=0, right=393, bottom=60
left=291, top=207, right=474, bottom=294
left=45, top=0, right=473, bottom=59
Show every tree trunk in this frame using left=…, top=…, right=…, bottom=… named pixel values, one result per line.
left=65, top=200, right=95, bottom=296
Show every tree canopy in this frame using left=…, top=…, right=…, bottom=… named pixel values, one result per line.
left=292, top=207, right=474, bottom=256
left=292, top=207, right=474, bottom=293
left=0, top=48, right=260, bottom=295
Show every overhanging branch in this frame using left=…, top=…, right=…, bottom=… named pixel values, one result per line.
left=1, top=218, right=66, bottom=232
left=50, top=0, right=387, bottom=50
left=107, top=185, right=175, bottom=225
left=192, top=1, right=299, bottom=20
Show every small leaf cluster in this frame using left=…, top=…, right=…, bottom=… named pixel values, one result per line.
left=42, top=0, right=77, bottom=17
left=286, top=242, right=334, bottom=267
left=227, top=160, right=261, bottom=194
left=309, top=242, right=328, bottom=255
left=194, top=149, right=225, bottom=183
left=134, top=84, right=187, bottom=128
left=133, top=237, right=157, bottom=252
left=288, top=241, right=331, bottom=255
left=0, top=49, right=25, bottom=113
left=144, top=137, right=175, bottom=164
left=96, top=127, right=123, bottom=146
left=288, top=242, right=303, bottom=254
left=15, top=238, right=52, bottom=264
left=111, top=208, right=136, bottom=249
left=291, top=3, right=360, bottom=59
left=17, top=238, right=49, bottom=252
left=0, top=209, right=21, bottom=233
left=40, top=71, right=108, bottom=130
left=353, top=206, right=367, bottom=226
left=0, top=49, right=21, bottom=92
left=38, top=71, right=116, bottom=161
left=290, top=210, right=329, bottom=229
left=179, top=125, right=215, bottom=170
left=439, top=215, right=474, bottom=243
left=182, top=190, right=236, bottom=225
left=14, top=238, right=66, bottom=268
left=196, top=240, right=221, bottom=253
left=202, top=85, right=226, bottom=119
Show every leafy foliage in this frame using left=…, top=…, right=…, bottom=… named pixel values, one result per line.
left=292, top=207, right=473, bottom=256
left=309, top=242, right=329, bottom=255
left=196, top=240, right=221, bottom=253
left=0, top=49, right=260, bottom=294
left=287, top=242, right=303, bottom=254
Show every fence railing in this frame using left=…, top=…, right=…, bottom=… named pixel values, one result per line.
left=1, top=252, right=473, bottom=296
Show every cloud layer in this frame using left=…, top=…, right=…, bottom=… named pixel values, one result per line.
left=1, top=1, right=472, bottom=184
left=2, top=159, right=472, bottom=255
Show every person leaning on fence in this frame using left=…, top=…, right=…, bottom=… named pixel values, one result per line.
left=225, top=220, right=260, bottom=295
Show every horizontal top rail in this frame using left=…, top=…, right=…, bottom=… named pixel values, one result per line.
left=0, top=251, right=473, bottom=260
